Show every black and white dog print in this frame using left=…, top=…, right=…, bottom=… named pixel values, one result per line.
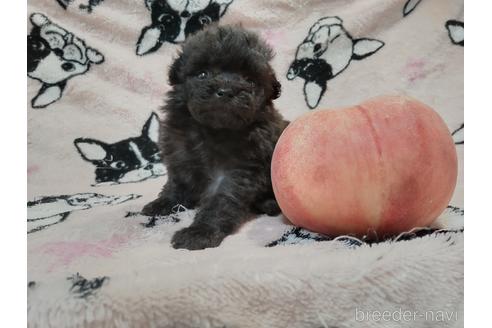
left=266, top=227, right=365, bottom=248
left=136, top=0, right=234, bottom=55
left=27, top=193, right=140, bottom=233
left=125, top=204, right=184, bottom=228
left=27, top=13, right=104, bottom=108
left=403, top=0, right=423, bottom=17
left=452, top=124, right=464, bottom=145
left=67, top=273, right=109, bottom=299
left=266, top=225, right=463, bottom=248
left=74, top=113, right=166, bottom=185
left=56, top=0, right=105, bottom=12
left=287, top=17, right=385, bottom=109
left=266, top=227, right=331, bottom=247
left=446, top=20, right=464, bottom=46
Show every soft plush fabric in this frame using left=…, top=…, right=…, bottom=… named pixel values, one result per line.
left=27, top=0, right=463, bottom=327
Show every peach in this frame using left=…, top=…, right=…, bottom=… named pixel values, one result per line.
left=271, top=96, right=457, bottom=238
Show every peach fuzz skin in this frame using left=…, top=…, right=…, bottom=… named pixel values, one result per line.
left=271, top=95, right=458, bottom=238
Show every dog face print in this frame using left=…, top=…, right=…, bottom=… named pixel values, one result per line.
left=287, top=17, right=384, bottom=109
left=27, top=193, right=140, bottom=233
left=446, top=20, right=464, bottom=46
left=136, top=0, right=234, bottom=55
left=27, top=13, right=104, bottom=108
left=74, top=113, right=166, bottom=185
left=56, top=0, right=105, bottom=13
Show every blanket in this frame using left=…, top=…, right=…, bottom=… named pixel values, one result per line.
left=27, top=0, right=464, bottom=327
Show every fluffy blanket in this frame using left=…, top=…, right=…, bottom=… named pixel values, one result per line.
left=27, top=0, right=464, bottom=327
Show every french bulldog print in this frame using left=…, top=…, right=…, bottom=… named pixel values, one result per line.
left=287, top=17, right=384, bottom=109
left=27, top=13, right=104, bottom=108
left=74, top=113, right=166, bottom=185
left=27, top=193, right=140, bottom=233
left=446, top=20, right=464, bottom=46
left=55, top=0, right=105, bottom=13
left=403, top=0, right=423, bottom=17
left=136, top=0, right=234, bottom=55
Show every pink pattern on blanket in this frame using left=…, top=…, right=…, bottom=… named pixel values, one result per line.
left=404, top=58, right=445, bottom=82
left=261, top=29, right=285, bottom=47
left=27, top=165, right=39, bottom=176
left=40, top=234, right=128, bottom=270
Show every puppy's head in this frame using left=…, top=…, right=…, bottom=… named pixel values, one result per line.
left=168, top=25, right=281, bottom=130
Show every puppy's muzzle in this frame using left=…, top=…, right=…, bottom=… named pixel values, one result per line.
left=215, top=87, right=247, bottom=99
left=209, top=72, right=253, bottom=99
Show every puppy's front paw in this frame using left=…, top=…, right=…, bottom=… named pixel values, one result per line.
left=141, top=198, right=175, bottom=217
left=171, top=225, right=225, bottom=250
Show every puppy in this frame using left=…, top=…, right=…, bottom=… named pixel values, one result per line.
left=142, top=25, right=288, bottom=250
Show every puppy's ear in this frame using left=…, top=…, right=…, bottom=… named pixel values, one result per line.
left=272, top=76, right=281, bottom=100
left=168, top=54, right=184, bottom=85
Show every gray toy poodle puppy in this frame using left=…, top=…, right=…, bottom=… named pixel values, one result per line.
left=142, top=25, right=289, bottom=250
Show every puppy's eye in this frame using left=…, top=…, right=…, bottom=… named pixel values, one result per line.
left=199, top=15, right=212, bottom=25
left=197, top=71, right=208, bottom=79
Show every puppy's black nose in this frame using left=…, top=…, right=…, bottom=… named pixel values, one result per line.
left=181, top=10, right=191, bottom=18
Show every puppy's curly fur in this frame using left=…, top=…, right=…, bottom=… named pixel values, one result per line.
left=142, top=25, right=288, bottom=250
